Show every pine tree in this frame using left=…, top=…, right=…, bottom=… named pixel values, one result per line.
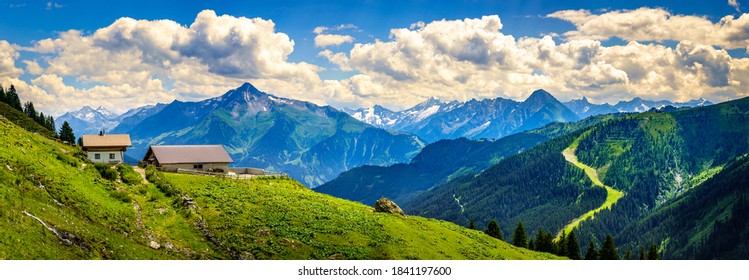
left=6, top=85, right=21, bottom=111
left=599, top=234, right=619, bottom=260
left=468, top=220, right=476, bottom=230
left=557, top=231, right=567, bottom=257
left=23, top=101, right=37, bottom=119
left=485, top=219, right=503, bottom=241
left=77, top=137, right=83, bottom=147
left=528, top=238, right=535, bottom=251
left=639, top=247, right=646, bottom=260
left=59, top=121, right=76, bottom=143
left=624, top=249, right=632, bottom=260
left=648, top=243, right=659, bottom=260
left=0, top=86, right=6, bottom=103
left=566, top=231, right=581, bottom=260
left=584, top=240, right=598, bottom=260
left=46, top=115, right=56, bottom=133
left=512, top=221, right=528, bottom=248
left=534, top=229, right=554, bottom=254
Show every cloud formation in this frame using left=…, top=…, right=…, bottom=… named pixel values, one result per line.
left=14, top=10, right=325, bottom=115
left=548, top=8, right=749, bottom=50
left=730, top=0, right=741, bottom=12
left=1, top=9, right=748, bottom=116
left=0, top=41, right=24, bottom=77
left=314, top=34, right=354, bottom=47
left=320, top=14, right=749, bottom=109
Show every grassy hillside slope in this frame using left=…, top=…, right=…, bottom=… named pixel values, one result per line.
left=0, top=115, right=556, bottom=259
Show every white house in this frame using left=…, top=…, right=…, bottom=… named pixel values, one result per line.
left=81, top=134, right=132, bottom=164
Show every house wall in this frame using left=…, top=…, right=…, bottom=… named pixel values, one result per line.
left=87, top=150, right=124, bottom=164
left=159, top=163, right=230, bottom=173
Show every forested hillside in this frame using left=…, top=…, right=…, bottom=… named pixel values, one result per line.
left=406, top=97, right=749, bottom=258
left=317, top=115, right=618, bottom=205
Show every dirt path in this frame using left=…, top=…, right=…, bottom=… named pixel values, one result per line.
left=132, top=166, right=149, bottom=184
left=556, top=135, right=625, bottom=240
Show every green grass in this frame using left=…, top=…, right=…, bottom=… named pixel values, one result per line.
left=160, top=173, right=560, bottom=260
left=0, top=102, right=56, bottom=139
left=557, top=135, right=625, bottom=239
left=0, top=113, right=558, bottom=260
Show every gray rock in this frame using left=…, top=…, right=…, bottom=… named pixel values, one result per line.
left=374, top=197, right=405, bottom=216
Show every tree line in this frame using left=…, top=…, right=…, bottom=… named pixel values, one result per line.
left=476, top=218, right=660, bottom=260
left=0, top=84, right=76, bottom=143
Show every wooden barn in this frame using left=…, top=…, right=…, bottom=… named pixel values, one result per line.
left=81, top=134, right=132, bottom=164
left=142, top=145, right=233, bottom=173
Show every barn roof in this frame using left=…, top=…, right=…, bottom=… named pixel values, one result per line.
left=82, top=134, right=132, bottom=148
left=145, top=145, right=233, bottom=164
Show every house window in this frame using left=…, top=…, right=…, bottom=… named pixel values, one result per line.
left=193, top=164, right=203, bottom=169
left=94, top=153, right=100, bottom=160
left=109, top=153, right=116, bottom=160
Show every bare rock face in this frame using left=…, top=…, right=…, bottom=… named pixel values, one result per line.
left=374, top=197, right=405, bottom=216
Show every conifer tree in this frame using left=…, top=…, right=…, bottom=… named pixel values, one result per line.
left=648, top=243, right=659, bottom=260
left=468, top=220, right=476, bottom=230
left=485, top=219, right=503, bottom=241
left=534, top=229, right=554, bottom=254
left=639, top=247, right=646, bottom=260
left=566, top=231, right=581, bottom=260
left=77, top=137, right=83, bottom=147
left=23, top=101, right=37, bottom=119
left=59, top=121, right=76, bottom=143
left=46, top=115, right=55, bottom=132
left=584, top=240, right=598, bottom=260
left=512, top=221, right=528, bottom=248
left=6, top=85, right=21, bottom=110
left=624, top=249, right=632, bottom=260
left=0, top=86, right=6, bottom=103
left=557, top=231, right=567, bottom=257
left=599, top=234, right=619, bottom=260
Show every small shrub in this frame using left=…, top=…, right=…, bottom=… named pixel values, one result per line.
left=117, top=164, right=142, bottom=186
left=94, top=163, right=118, bottom=181
left=109, top=190, right=132, bottom=203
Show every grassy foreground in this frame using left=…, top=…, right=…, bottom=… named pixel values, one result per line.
left=0, top=114, right=558, bottom=260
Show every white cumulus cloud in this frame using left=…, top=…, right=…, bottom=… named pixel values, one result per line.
left=314, top=34, right=354, bottom=47
left=548, top=8, right=749, bottom=50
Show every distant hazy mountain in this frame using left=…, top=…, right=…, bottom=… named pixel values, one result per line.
left=126, top=83, right=425, bottom=187
left=57, top=103, right=168, bottom=137
left=346, top=89, right=580, bottom=143
left=55, top=106, right=120, bottom=136
left=110, top=103, right=167, bottom=134
left=564, top=96, right=713, bottom=118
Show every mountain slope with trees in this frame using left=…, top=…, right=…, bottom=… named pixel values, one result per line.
left=316, top=114, right=617, bottom=205
left=405, top=97, right=749, bottom=258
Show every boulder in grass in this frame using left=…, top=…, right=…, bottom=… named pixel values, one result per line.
left=374, top=197, right=405, bottom=216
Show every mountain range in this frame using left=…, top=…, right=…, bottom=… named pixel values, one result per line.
left=55, top=103, right=167, bottom=137
left=563, top=96, right=712, bottom=119
left=124, top=83, right=424, bottom=187
left=344, top=89, right=580, bottom=143
left=345, top=93, right=712, bottom=142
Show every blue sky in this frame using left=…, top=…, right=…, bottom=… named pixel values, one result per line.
left=0, top=0, right=747, bottom=115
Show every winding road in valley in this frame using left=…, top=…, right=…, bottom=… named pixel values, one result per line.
left=556, top=136, right=625, bottom=239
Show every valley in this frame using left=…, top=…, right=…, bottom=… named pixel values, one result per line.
left=557, top=134, right=624, bottom=238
